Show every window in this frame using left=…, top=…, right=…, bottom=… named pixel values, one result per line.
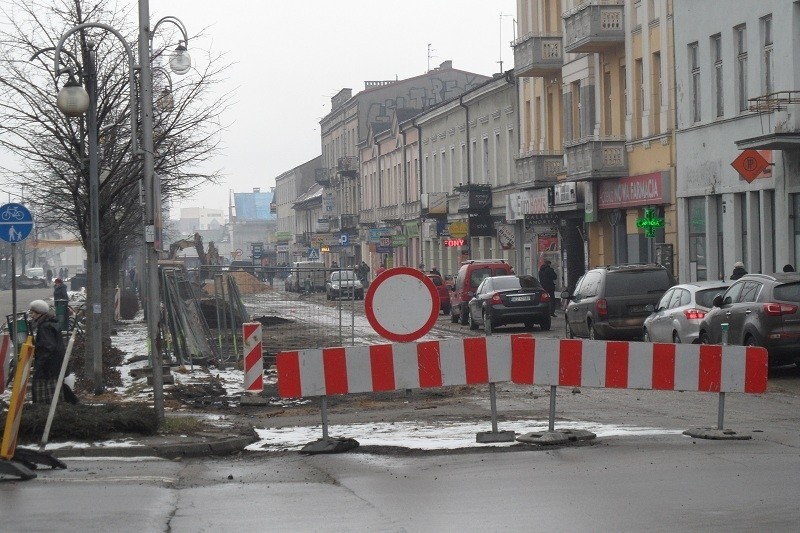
left=571, top=81, right=582, bottom=139
left=460, top=144, right=467, bottom=182
left=604, top=71, right=613, bottom=136
left=652, top=52, right=662, bottom=132
left=762, top=15, right=773, bottom=95
left=739, top=281, right=761, bottom=303
left=736, top=25, right=748, bottom=112
left=689, top=197, right=707, bottom=281
left=494, top=132, right=501, bottom=184
left=689, top=42, right=701, bottom=122
left=635, top=58, right=644, bottom=137
left=740, top=194, right=748, bottom=266
left=716, top=196, right=724, bottom=279
left=482, top=137, right=489, bottom=182
left=712, top=34, right=724, bottom=117
left=620, top=65, right=627, bottom=130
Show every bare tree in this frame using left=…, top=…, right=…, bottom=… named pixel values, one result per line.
left=0, top=0, right=231, bottom=344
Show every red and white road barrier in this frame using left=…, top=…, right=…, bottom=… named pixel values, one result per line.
left=276, top=336, right=768, bottom=398
left=242, top=323, right=263, bottom=393
left=0, top=333, right=10, bottom=394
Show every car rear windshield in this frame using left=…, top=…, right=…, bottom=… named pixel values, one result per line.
left=605, top=270, right=672, bottom=296
left=696, top=287, right=727, bottom=308
left=332, top=271, right=356, bottom=281
left=773, top=282, right=800, bottom=302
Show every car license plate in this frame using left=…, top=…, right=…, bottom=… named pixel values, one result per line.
left=629, top=304, right=653, bottom=313
left=510, top=295, right=531, bottom=302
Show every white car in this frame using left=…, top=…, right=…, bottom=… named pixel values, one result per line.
left=326, top=270, right=364, bottom=300
left=642, top=281, right=730, bottom=344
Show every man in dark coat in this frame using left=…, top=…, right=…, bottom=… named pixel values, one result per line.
left=539, top=260, right=558, bottom=317
left=28, top=299, right=67, bottom=403
left=730, top=261, right=748, bottom=280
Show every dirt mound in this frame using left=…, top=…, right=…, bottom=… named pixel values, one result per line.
left=202, top=271, right=270, bottom=295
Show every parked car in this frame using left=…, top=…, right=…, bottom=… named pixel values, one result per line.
left=642, top=281, right=730, bottom=343
left=426, top=273, right=451, bottom=315
left=698, top=273, right=800, bottom=366
left=451, top=259, right=514, bottom=325
left=326, top=270, right=364, bottom=300
left=468, top=275, right=551, bottom=334
left=562, top=263, right=677, bottom=340
left=290, top=261, right=326, bottom=292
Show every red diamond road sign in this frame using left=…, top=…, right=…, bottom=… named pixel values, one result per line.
left=731, top=149, right=769, bottom=183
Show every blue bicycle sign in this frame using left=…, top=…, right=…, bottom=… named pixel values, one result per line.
left=0, top=203, right=33, bottom=243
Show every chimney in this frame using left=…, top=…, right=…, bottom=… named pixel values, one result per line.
left=438, top=60, right=453, bottom=70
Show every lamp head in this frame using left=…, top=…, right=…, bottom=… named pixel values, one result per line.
left=169, top=42, right=191, bottom=75
left=56, top=75, right=89, bottom=117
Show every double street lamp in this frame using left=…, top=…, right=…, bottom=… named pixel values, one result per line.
left=52, top=3, right=190, bottom=422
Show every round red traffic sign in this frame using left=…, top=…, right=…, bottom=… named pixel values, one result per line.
left=365, top=266, right=440, bottom=342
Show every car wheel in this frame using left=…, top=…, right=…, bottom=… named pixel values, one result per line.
left=744, top=334, right=759, bottom=347
left=643, top=328, right=651, bottom=342
left=588, top=321, right=597, bottom=340
left=672, top=331, right=681, bottom=344
left=483, top=311, right=493, bottom=335
left=566, top=320, right=574, bottom=339
left=442, top=303, right=451, bottom=315
left=469, top=310, right=479, bottom=330
left=459, top=308, right=469, bottom=325
left=539, top=316, right=551, bottom=331
left=699, top=331, right=711, bottom=345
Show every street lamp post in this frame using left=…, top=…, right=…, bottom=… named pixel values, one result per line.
left=139, top=2, right=191, bottom=424
left=54, top=26, right=138, bottom=395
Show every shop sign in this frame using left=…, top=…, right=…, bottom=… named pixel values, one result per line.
left=391, top=234, right=408, bottom=247
left=443, top=238, right=466, bottom=247
left=448, top=220, right=469, bottom=239
left=322, top=192, right=337, bottom=215
left=404, top=221, right=419, bottom=237
left=316, top=218, right=330, bottom=232
left=468, top=215, right=494, bottom=237
left=497, top=224, right=515, bottom=250
left=276, top=244, right=289, bottom=253
left=554, top=182, right=578, bottom=205
left=276, top=231, right=292, bottom=243
left=368, top=227, right=393, bottom=243
left=422, top=192, right=448, bottom=214
left=597, top=172, right=668, bottom=209
left=506, top=189, right=549, bottom=221
left=458, top=190, right=492, bottom=212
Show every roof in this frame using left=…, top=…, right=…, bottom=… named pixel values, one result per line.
left=292, top=182, right=323, bottom=209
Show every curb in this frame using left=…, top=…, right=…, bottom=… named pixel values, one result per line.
left=47, top=432, right=259, bottom=459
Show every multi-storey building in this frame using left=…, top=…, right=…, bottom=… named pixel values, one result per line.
left=274, top=156, right=322, bottom=265
left=514, top=0, right=678, bottom=291
left=319, top=61, right=489, bottom=267
left=674, top=0, right=799, bottom=280
left=415, top=73, right=518, bottom=277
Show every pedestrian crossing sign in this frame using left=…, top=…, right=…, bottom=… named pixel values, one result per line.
left=308, top=247, right=320, bottom=260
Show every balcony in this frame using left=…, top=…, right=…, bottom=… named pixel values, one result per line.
left=377, top=204, right=400, bottom=223
left=295, top=233, right=310, bottom=246
left=314, top=167, right=330, bottom=186
left=340, top=214, right=358, bottom=230
left=359, top=208, right=376, bottom=225
left=513, top=32, right=563, bottom=78
left=736, top=91, right=800, bottom=150
left=564, top=136, right=627, bottom=181
left=401, top=200, right=420, bottom=220
left=515, top=151, right=563, bottom=187
left=337, top=156, right=359, bottom=178
left=563, top=1, right=625, bottom=54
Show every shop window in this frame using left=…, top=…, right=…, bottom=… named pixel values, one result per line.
left=689, top=197, right=707, bottom=281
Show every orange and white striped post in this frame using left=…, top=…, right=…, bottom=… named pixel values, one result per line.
left=241, top=322, right=264, bottom=402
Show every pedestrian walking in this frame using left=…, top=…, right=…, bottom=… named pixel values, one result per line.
left=27, top=300, right=76, bottom=404
left=539, top=260, right=558, bottom=317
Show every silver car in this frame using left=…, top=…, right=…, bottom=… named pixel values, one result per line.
left=642, top=281, right=730, bottom=344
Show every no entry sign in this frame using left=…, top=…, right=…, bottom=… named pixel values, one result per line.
left=365, top=267, right=440, bottom=342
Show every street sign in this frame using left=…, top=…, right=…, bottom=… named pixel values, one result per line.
left=0, top=203, right=33, bottom=243
left=364, top=267, right=439, bottom=342
left=731, top=149, right=769, bottom=183
left=337, top=233, right=349, bottom=246
left=308, top=247, right=320, bottom=260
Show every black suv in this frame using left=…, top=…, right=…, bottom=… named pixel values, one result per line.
left=562, top=264, right=677, bottom=340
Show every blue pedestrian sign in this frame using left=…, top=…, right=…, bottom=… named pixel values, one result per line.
left=0, top=203, right=33, bottom=243
left=307, top=247, right=320, bottom=261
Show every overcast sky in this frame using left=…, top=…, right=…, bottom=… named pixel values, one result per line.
left=163, top=0, right=517, bottom=215
left=0, top=1, right=517, bottom=215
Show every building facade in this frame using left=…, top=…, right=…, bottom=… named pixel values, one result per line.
left=675, top=0, right=800, bottom=281
left=274, top=156, right=322, bottom=264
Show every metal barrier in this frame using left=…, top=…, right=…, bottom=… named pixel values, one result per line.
left=277, top=336, right=768, bottom=451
